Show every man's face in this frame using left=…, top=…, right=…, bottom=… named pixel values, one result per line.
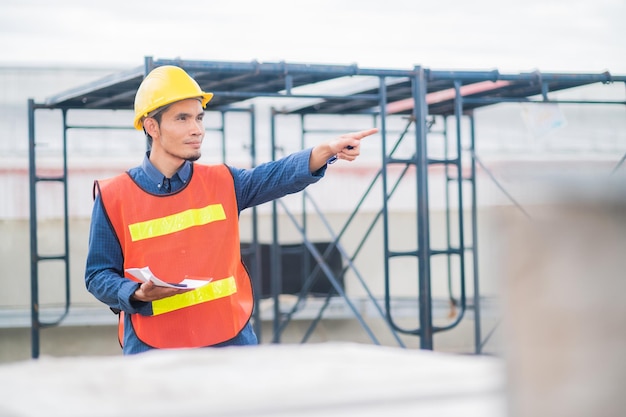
left=149, top=98, right=205, bottom=162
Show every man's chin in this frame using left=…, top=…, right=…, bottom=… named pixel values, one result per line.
left=185, top=154, right=201, bottom=162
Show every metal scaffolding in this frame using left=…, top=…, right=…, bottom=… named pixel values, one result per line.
left=27, top=56, right=626, bottom=358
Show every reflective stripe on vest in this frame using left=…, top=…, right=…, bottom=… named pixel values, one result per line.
left=128, top=204, right=226, bottom=242
left=152, top=276, right=237, bottom=315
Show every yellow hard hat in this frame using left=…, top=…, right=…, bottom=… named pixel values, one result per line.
left=133, top=65, right=214, bottom=130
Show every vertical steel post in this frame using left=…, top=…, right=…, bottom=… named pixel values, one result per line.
left=248, top=105, right=263, bottom=341
left=469, top=114, right=483, bottom=353
left=413, top=67, right=433, bottom=349
left=61, top=110, right=71, bottom=315
left=299, top=114, right=310, bottom=292
left=269, top=109, right=282, bottom=343
left=27, top=99, right=40, bottom=359
left=143, top=57, right=154, bottom=152
left=379, top=76, right=393, bottom=326
left=452, top=80, right=468, bottom=337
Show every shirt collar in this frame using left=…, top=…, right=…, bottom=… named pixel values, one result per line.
left=141, top=152, right=192, bottom=187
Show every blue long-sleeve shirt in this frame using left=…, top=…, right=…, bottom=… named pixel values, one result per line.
left=85, top=149, right=325, bottom=354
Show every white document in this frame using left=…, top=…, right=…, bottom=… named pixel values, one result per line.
left=125, top=266, right=212, bottom=289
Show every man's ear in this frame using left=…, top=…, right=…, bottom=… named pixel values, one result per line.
left=143, top=118, right=159, bottom=139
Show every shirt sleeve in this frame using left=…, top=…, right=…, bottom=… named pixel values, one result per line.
left=84, top=195, right=152, bottom=316
left=231, top=148, right=327, bottom=212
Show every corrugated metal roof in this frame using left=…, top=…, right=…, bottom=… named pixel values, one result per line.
left=41, top=57, right=624, bottom=116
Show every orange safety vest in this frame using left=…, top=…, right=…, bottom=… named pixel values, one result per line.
left=95, top=164, right=254, bottom=349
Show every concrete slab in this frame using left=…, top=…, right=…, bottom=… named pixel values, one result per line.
left=0, top=342, right=505, bottom=417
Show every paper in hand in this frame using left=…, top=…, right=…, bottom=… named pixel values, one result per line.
left=125, top=266, right=212, bottom=289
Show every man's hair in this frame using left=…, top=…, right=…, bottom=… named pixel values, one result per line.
left=143, top=104, right=172, bottom=148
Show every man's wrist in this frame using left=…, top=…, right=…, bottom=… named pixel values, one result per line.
left=309, top=144, right=333, bottom=172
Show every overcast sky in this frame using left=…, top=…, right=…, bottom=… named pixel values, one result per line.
left=1, top=0, right=625, bottom=74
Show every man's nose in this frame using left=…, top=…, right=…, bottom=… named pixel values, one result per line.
left=192, top=120, right=204, bottom=135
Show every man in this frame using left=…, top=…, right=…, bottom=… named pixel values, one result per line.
left=85, top=65, right=378, bottom=355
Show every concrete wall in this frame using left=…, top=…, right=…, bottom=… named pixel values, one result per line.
left=0, top=205, right=506, bottom=363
